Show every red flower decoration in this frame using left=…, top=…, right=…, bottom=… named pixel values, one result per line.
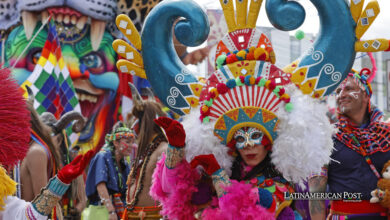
left=239, top=75, right=245, bottom=83
left=216, top=83, right=229, bottom=94
left=209, top=91, right=217, bottom=99
left=255, top=77, right=261, bottom=84
left=268, top=81, right=276, bottom=90
left=278, top=88, right=285, bottom=96
left=265, top=179, right=274, bottom=186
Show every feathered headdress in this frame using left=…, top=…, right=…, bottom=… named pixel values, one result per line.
left=0, top=68, right=30, bottom=210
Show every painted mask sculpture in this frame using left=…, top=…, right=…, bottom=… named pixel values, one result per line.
left=3, top=0, right=117, bottom=150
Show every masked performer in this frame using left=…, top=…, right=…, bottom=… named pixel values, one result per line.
left=86, top=121, right=136, bottom=219
left=40, top=112, right=88, bottom=219
left=113, top=0, right=390, bottom=218
left=0, top=68, right=94, bottom=220
left=19, top=87, right=86, bottom=218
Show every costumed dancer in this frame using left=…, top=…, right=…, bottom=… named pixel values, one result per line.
left=85, top=121, right=136, bottom=219
left=122, top=83, right=168, bottom=219
left=40, top=112, right=88, bottom=219
left=304, top=0, right=390, bottom=218
left=20, top=87, right=86, bottom=219
left=113, top=0, right=390, bottom=218
left=145, top=8, right=331, bottom=216
left=309, top=69, right=390, bottom=219
left=0, top=68, right=95, bottom=219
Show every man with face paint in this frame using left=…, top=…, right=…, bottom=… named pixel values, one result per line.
left=309, top=70, right=390, bottom=220
left=85, top=122, right=136, bottom=220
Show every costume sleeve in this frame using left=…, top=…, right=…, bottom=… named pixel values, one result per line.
left=85, top=152, right=108, bottom=197
left=31, top=175, right=70, bottom=216
left=1, top=196, right=46, bottom=220
left=150, top=153, right=201, bottom=220
left=1, top=176, right=69, bottom=219
left=309, top=166, right=328, bottom=179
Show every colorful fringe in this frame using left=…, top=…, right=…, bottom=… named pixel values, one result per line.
left=335, top=107, right=390, bottom=156
left=0, top=166, right=17, bottom=211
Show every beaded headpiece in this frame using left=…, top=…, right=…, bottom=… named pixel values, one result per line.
left=348, top=68, right=373, bottom=97
left=105, top=126, right=135, bottom=143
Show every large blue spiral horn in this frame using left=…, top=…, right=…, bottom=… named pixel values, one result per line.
left=267, top=0, right=356, bottom=96
left=141, top=0, right=209, bottom=115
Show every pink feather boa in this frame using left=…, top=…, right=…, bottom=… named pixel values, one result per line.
left=151, top=154, right=275, bottom=219
left=150, top=153, right=200, bottom=219
left=202, top=180, right=275, bottom=220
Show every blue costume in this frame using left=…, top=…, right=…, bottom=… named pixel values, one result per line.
left=86, top=147, right=130, bottom=205
left=329, top=138, right=390, bottom=201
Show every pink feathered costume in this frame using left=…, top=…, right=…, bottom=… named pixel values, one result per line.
left=150, top=153, right=275, bottom=220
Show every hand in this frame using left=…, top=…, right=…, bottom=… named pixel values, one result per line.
left=154, top=116, right=186, bottom=147
left=57, top=150, right=95, bottom=184
left=190, top=154, right=221, bottom=176
left=109, top=212, right=118, bottom=220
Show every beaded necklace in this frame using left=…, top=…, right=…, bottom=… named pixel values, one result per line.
left=126, top=134, right=166, bottom=210
left=103, top=145, right=124, bottom=190
left=350, top=133, right=381, bottom=179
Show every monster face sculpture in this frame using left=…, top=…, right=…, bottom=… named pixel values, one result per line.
left=4, top=0, right=119, bottom=150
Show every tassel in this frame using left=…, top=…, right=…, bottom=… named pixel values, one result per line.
left=0, top=166, right=17, bottom=211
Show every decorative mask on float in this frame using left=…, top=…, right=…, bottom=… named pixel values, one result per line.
left=3, top=0, right=118, bottom=151
left=1, top=0, right=166, bottom=151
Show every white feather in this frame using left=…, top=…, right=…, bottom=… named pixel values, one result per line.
left=182, top=108, right=234, bottom=176
left=271, top=86, right=335, bottom=188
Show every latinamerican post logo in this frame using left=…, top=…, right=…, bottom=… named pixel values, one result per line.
left=284, top=192, right=363, bottom=201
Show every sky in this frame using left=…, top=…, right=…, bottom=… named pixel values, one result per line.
left=196, top=0, right=390, bottom=39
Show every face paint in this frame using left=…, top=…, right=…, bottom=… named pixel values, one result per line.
left=117, top=138, right=134, bottom=156
left=335, top=77, right=368, bottom=116
left=233, top=127, right=264, bottom=150
left=348, top=91, right=359, bottom=99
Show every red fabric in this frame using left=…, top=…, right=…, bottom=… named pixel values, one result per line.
left=190, top=154, right=221, bottom=176
left=154, top=117, right=186, bottom=147
left=57, top=150, right=95, bottom=184
left=331, top=200, right=388, bottom=214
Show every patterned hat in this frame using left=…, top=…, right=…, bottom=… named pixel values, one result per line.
left=105, top=125, right=135, bottom=144
left=348, top=68, right=373, bottom=97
